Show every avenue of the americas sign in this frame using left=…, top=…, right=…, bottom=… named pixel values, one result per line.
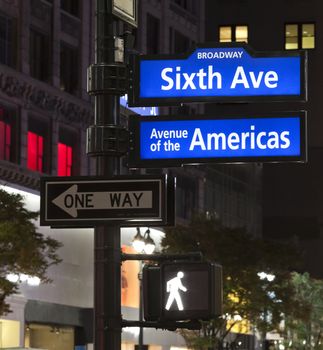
left=128, top=113, right=307, bottom=168
left=40, top=175, right=174, bottom=227
left=128, top=43, right=307, bottom=106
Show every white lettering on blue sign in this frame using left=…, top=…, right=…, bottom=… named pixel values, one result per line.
left=139, top=47, right=301, bottom=99
left=188, top=126, right=290, bottom=151
left=196, top=50, right=244, bottom=59
left=139, top=117, right=302, bottom=160
left=230, top=67, right=278, bottom=89
left=161, top=66, right=222, bottom=90
left=160, top=65, right=279, bottom=92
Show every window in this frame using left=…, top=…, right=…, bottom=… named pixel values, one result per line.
left=30, top=29, right=51, bottom=82
left=60, top=0, right=79, bottom=17
left=146, top=14, right=160, bottom=54
left=25, top=323, right=74, bottom=349
left=0, top=106, right=18, bottom=163
left=285, top=23, right=315, bottom=50
left=219, top=25, right=248, bottom=43
left=169, top=28, right=191, bottom=54
left=171, top=0, right=197, bottom=14
left=60, top=43, right=79, bottom=94
left=27, top=131, right=43, bottom=172
left=0, top=12, right=17, bottom=67
left=57, top=128, right=77, bottom=176
left=57, top=143, right=72, bottom=176
left=27, top=117, right=49, bottom=173
left=0, top=117, right=10, bottom=161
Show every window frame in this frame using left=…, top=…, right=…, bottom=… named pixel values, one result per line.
left=27, top=116, right=50, bottom=173
left=27, top=131, right=44, bottom=172
left=57, top=127, right=78, bottom=176
left=0, top=105, right=19, bottom=163
left=219, top=24, right=248, bottom=43
left=29, top=27, right=52, bottom=83
left=285, top=22, right=315, bottom=50
left=60, top=41, right=79, bottom=95
left=57, top=142, right=73, bottom=176
left=0, top=11, right=17, bottom=68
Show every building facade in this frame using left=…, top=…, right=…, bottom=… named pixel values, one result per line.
left=0, top=0, right=205, bottom=349
left=0, top=0, right=262, bottom=349
left=205, top=0, right=323, bottom=277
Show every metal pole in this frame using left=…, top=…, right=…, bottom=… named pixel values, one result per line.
left=93, top=1, right=121, bottom=350
left=138, top=262, right=144, bottom=350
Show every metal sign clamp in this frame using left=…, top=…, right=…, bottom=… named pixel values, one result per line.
left=87, top=63, right=127, bottom=95
left=86, top=124, right=129, bottom=156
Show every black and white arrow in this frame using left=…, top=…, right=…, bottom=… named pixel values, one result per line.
left=52, top=185, right=153, bottom=218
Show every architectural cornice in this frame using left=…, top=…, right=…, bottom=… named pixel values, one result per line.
left=0, top=161, right=40, bottom=190
left=0, top=66, right=93, bottom=127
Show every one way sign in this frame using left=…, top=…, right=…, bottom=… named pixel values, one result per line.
left=40, top=175, right=173, bottom=227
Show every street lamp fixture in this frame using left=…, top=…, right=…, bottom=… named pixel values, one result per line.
left=132, top=228, right=156, bottom=254
left=132, top=227, right=145, bottom=253
left=142, top=229, right=155, bottom=254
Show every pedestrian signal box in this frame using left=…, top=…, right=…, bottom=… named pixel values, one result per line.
left=143, top=261, right=222, bottom=322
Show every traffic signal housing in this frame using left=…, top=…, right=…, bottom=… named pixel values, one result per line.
left=143, top=261, right=222, bottom=322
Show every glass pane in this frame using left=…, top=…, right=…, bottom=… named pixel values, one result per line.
left=302, top=23, right=315, bottom=49
left=27, top=131, right=37, bottom=170
left=219, top=26, right=232, bottom=42
left=5, top=123, right=11, bottom=160
left=57, top=142, right=67, bottom=176
left=235, top=26, right=248, bottom=43
left=0, top=121, right=4, bottom=160
left=67, top=146, right=72, bottom=164
left=285, top=24, right=298, bottom=50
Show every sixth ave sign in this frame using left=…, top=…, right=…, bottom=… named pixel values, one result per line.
left=40, top=175, right=172, bottom=227
left=129, top=43, right=307, bottom=106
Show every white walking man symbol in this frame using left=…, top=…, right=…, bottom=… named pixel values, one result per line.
left=165, top=271, right=187, bottom=311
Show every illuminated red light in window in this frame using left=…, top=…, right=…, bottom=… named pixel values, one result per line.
left=0, top=120, right=11, bottom=161
left=58, top=142, right=72, bottom=176
left=27, top=131, right=43, bottom=172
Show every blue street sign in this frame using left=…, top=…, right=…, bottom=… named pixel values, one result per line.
left=129, top=43, right=307, bottom=106
left=128, top=113, right=307, bottom=168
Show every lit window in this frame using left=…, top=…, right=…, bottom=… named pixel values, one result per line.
left=27, top=131, right=43, bottom=172
left=219, top=25, right=248, bottom=43
left=285, top=23, right=315, bottom=50
left=219, top=27, right=232, bottom=43
left=235, top=26, right=248, bottom=43
left=302, top=24, right=315, bottom=49
left=57, top=142, right=72, bottom=176
left=0, top=120, right=11, bottom=161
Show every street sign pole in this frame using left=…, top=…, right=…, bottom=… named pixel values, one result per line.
left=94, top=1, right=121, bottom=349
left=87, top=1, right=127, bottom=349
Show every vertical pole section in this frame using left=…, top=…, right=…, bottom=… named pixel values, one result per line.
left=138, top=262, right=144, bottom=350
left=94, top=1, right=121, bottom=350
